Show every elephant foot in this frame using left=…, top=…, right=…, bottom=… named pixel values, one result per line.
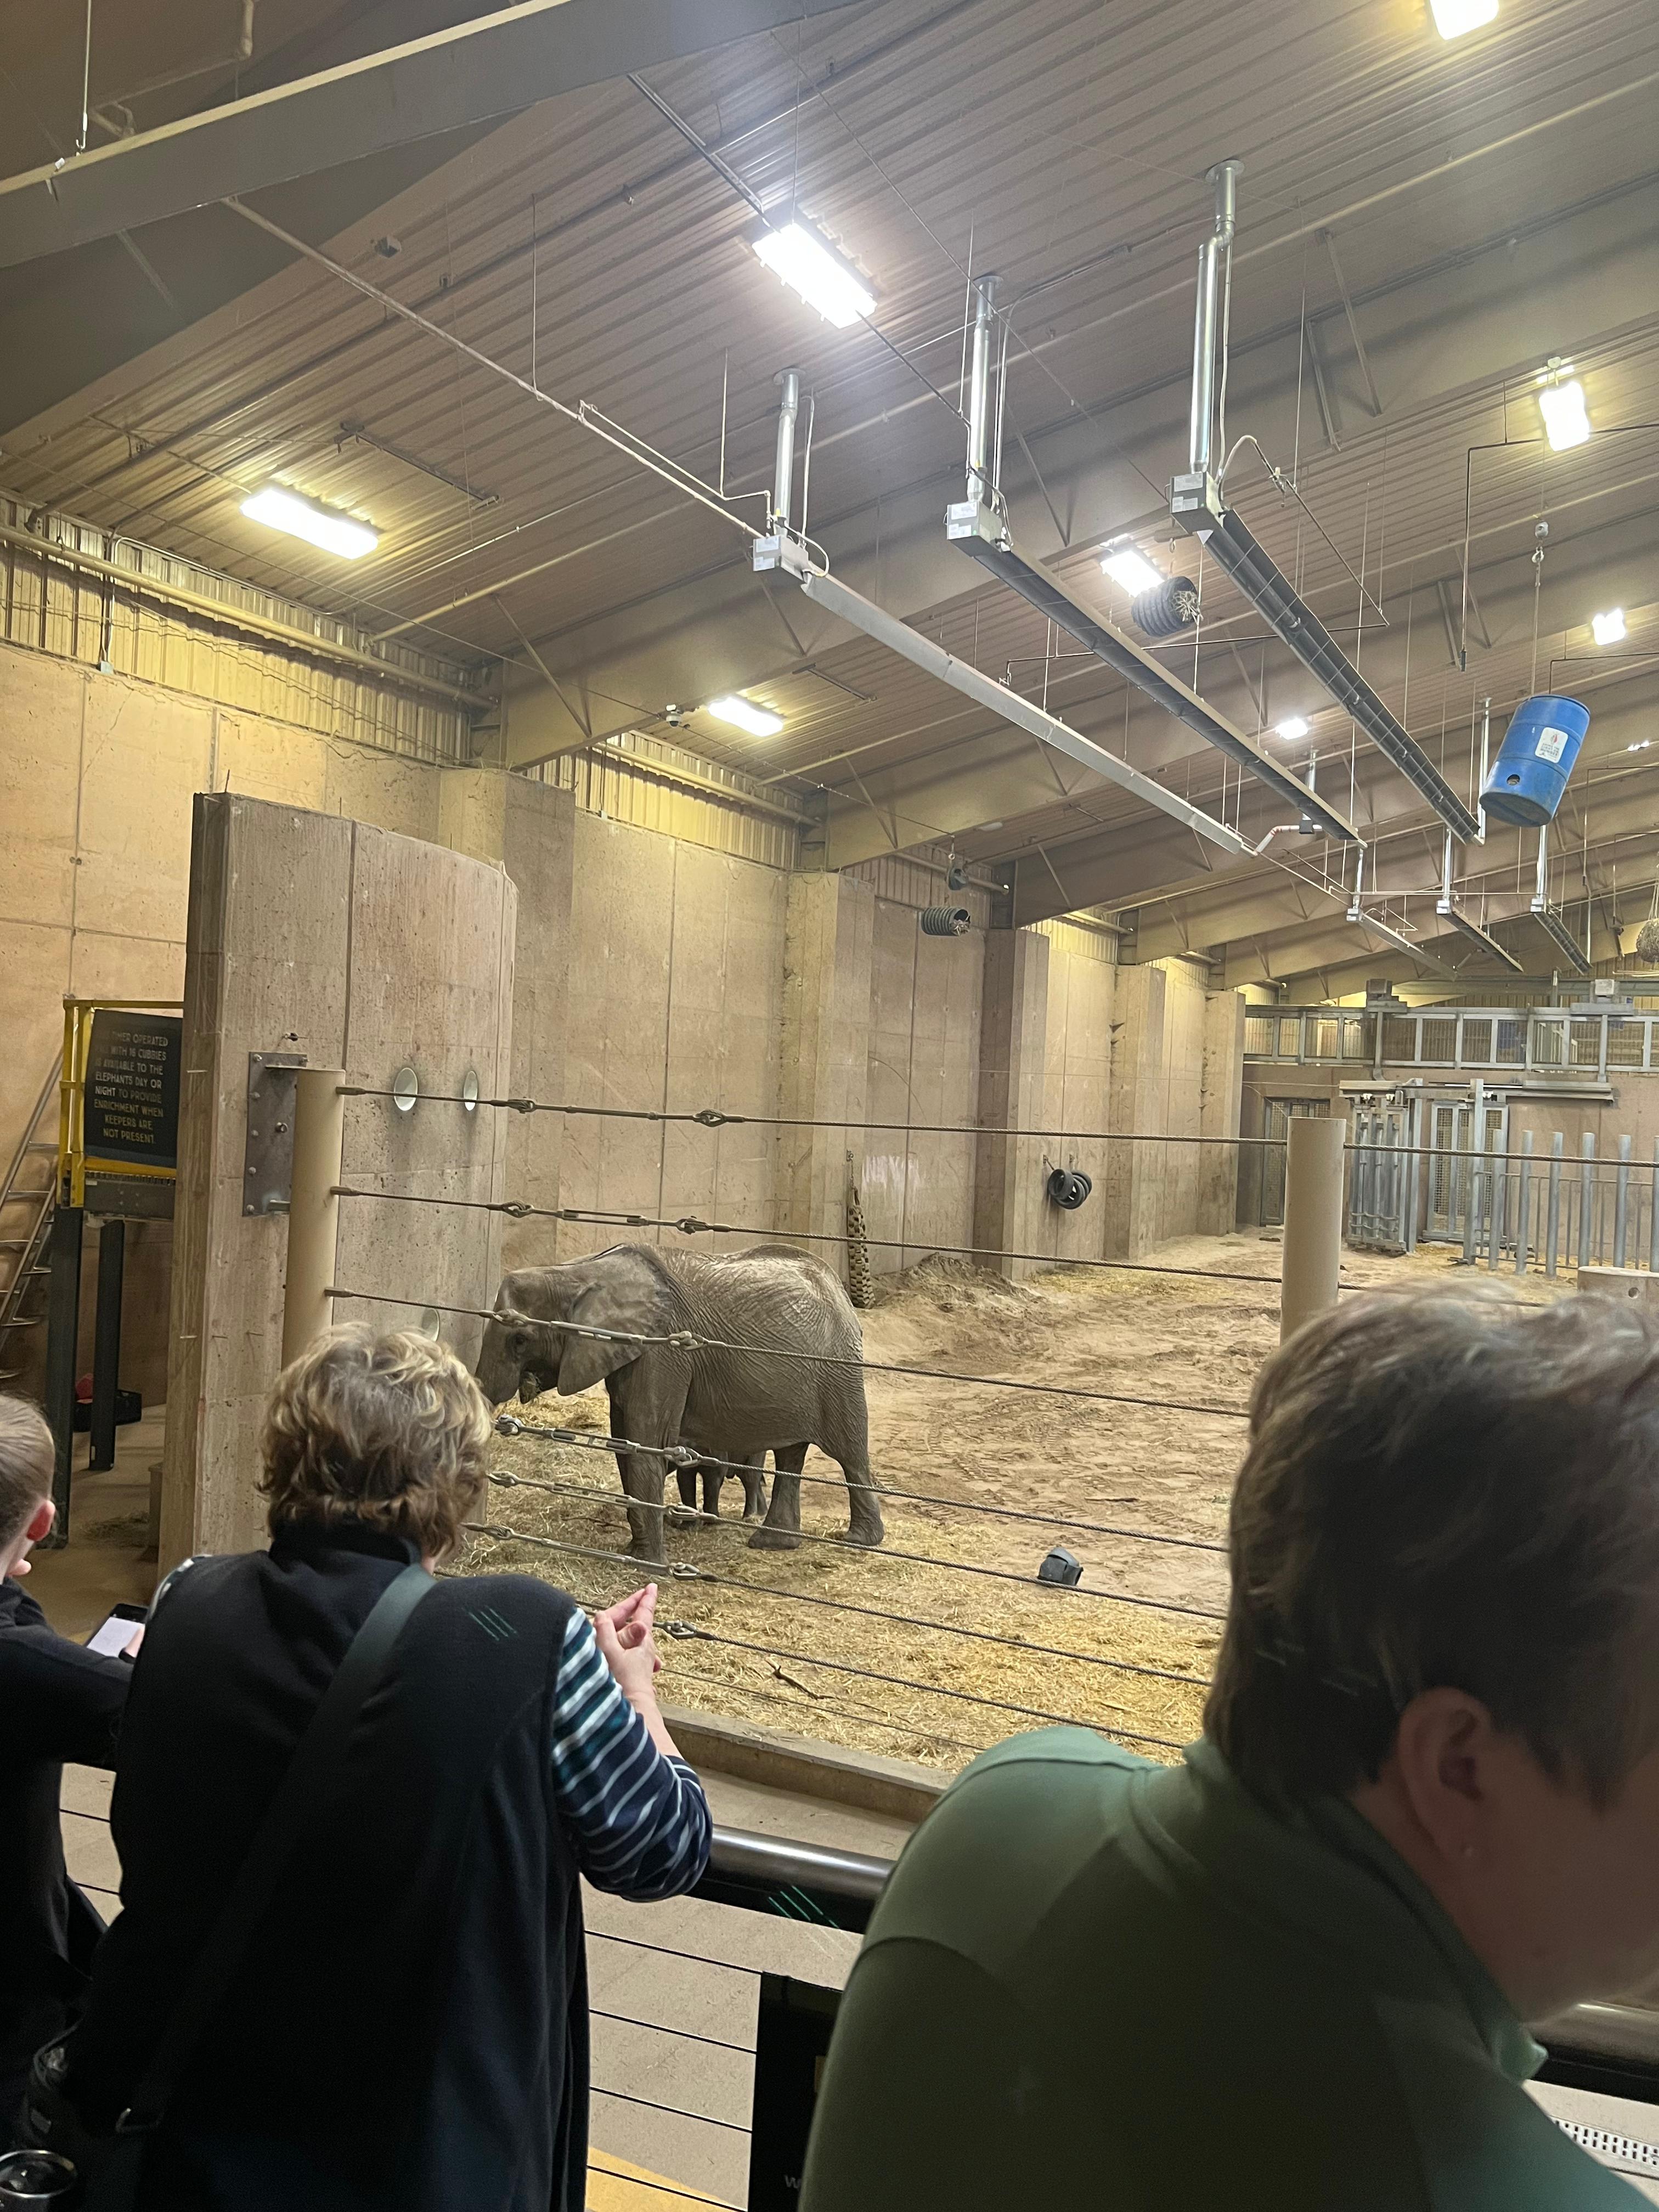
left=747, top=1525, right=803, bottom=1551
left=843, top=1523, right=885, bottom=1549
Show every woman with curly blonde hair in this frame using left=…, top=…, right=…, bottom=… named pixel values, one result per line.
left=59, top=1325, right=709, bottom=2212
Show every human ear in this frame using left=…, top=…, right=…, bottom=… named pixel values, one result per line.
left=1390, top=1686, right=1493, bottom=1865
left=26, top=1499, right=55, bottom=1544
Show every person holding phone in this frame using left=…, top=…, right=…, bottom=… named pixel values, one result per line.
left=58, top=1324, right=710, bottom=2211
left=0, top=1397, right=137, bottom=2140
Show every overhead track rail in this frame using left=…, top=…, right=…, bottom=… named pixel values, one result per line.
left=1436, top=829, right=1522, bottom=973
left=1531, top=823, right=1593, bottom=977
left=938, top=274, right=1359, bottom=848
left=1170, top=164, right=1481, bottom=846
left=754, top=535, right=1254, bottom=861
left=0, top=0, right=867, bottom=269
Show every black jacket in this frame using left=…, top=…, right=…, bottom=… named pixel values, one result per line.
left=0, top=1578, right=129, bottom=2118
left=69, top=1525, right=584, bottom=2211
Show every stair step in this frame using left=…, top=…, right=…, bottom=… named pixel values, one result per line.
left=7, top=1190, right=51, bottom=1201
left=25, top=1142, right=53, bottom=1152
left=0, top=1316, right=44, bottom=1329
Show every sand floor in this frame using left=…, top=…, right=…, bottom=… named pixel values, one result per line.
left=471, top=1235, right=1570, bottom=1773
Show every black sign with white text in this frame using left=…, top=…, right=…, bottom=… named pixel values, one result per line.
left=82, top=1009, right=182, bottom=1171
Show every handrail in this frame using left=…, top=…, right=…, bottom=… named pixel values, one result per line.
left=1, top=1053, right=60, bottom=1206
left=695, top=1824, right=1659, bottom=2083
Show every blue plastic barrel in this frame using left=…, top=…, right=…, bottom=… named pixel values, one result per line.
left=1479, top=694, right=1589, bottom=827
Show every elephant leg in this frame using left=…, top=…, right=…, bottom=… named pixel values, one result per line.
left=701, top=1464, right=726, bottom=1520
left=826, top=1404, right=884, bottom=1547
left=749, top=1442, right=806, bottom=1551
left=666, top=1458, right=701, bottom=1531
left=741, top=1454, right=769, bottom=1522
left=617, top=1450, right=668, bottom=1565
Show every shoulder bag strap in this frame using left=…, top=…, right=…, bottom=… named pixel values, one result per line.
left=115, top=1559, right=436, bottom=2137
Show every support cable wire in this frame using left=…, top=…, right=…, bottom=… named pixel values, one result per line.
left=335, top=1286, right=1252, bottom=1422
left=483, top=1474, right=1225, bottom=1615
left=591, top=2006, right=753, bottom=2057
left=336, top=1086, right=1285, bottom=1145
left=589, top=1929, right=761, bottom=1976
left=664, top=1621, right=1194, bottom=1746
left=484, top=1523, right=1191, bottom=1747
left=462, top=1524, right=1214, bottom=1674
left=591, top=2085, right=749, bottom=2137
left=332, top=1183, right=1290, bottom=1292
left=472, top=1510, right=1222, bottom=1621
left=493, top=1426, right=1228, bottom=1553
left=668, top=1661, right=992, bottom=1759
left=585, top=2165, right=740, bottom=2212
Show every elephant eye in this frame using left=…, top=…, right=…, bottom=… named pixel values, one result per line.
left=506, top=1330, right=526, bottom=1352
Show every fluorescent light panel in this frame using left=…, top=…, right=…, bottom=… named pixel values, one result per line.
left=1538, top=377, right=1590, bottom=452
left=1592, top=607, right=1627, bottom=645
left=706, top=693, right=785, bottom=738
left=752, top=218, right=875, bottom=329
left=1099, top=538, right=1162, bottom=596
left=1430, top=0, right=1498, bottom=36
left=1274, top=715, right=1312, bottom=741
left=240, top=484, right=378, bottom=559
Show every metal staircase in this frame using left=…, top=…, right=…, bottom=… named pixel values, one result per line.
left=0, top=1059, right=61, bottom=1382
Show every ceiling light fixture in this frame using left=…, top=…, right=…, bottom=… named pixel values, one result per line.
left=751, top=216, right=876, bottom=329
left=1274, top=715, right=1312, bottom=741
left=1429, top=0, right=1498, bottom=38
left=1592, top=607, right=1627, bottom=645
left=1099, top=535, right=1162, bottom=596
left=706, top=693, right=785, bottom=738
left=1537, top=370, right=1591, bottom=452
left=240, top=483, right=378, bottom=560
left=1628, top=740, right=1651, bottom=754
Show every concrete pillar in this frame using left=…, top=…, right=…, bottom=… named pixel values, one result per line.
left=778, top=873, right=874, bottom=1276
left=1197, top=988, right=1246, bottom=1234
left=1282, top=1114, right=1347, bottom=1341
left=973, top=928, right=1050, bottom=1280
left=1103, top=964, right=1166, bottom=1260
left=499, top=778, right=576, bottom=1269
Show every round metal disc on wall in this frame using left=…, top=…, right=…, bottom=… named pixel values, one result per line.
left=461, top=1068, right=480, bottom=1112
left=392, top=1064, right=419, bottom=1113
left=419, top=1307, right=442, bottom=1338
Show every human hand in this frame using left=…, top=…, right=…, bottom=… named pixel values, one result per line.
left=594, top=1584, right=664, bottom=1708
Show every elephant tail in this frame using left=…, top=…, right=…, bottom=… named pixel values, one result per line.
left=845, top=1183, right=875, bottom=1310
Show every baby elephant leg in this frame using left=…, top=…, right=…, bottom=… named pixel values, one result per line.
left=665, top=1454, right=701, bottom=1530
left=701, top=1463, right=726, bottom=1520
left=741, top=1454, right=769, bottom=1522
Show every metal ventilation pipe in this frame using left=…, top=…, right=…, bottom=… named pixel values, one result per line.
left=771, top=368, right=801, bottom=535
left=967, top=275, right=998, bottom=505
left=1189, top=160, right=1243, bottom=477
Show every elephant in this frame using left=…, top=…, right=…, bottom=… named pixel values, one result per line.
left=474, top=1242, right=883, bottom=1567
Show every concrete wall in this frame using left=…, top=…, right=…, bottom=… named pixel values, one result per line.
left=161, top=794, right=516, bottom=1565
left=863, top=896, right=986, bottom=1272
left=534, top=814, right=788, bottom=1267
left=0, top=643, right=462, bottom=1408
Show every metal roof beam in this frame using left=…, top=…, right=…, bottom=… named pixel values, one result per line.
left=0, top=0, right=865, bottom=270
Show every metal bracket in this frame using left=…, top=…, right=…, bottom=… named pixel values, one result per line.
left=243, top=1051, right=307, bottom=1216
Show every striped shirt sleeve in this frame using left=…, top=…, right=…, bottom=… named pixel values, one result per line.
left=549, top=1610, right=712, bottom=1900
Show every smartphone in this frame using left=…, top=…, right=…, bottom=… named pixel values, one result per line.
left=85, top=1601, right=147, bottom=1658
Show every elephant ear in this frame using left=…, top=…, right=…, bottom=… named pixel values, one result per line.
left=556, top=1254, right=662, bottom=1397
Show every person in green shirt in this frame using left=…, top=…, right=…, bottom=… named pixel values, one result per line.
left=801, top=1288, right=1659, bottom=2209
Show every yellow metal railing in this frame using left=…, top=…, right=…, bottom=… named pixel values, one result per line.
left=57, top=996, right=185, bottom=1206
